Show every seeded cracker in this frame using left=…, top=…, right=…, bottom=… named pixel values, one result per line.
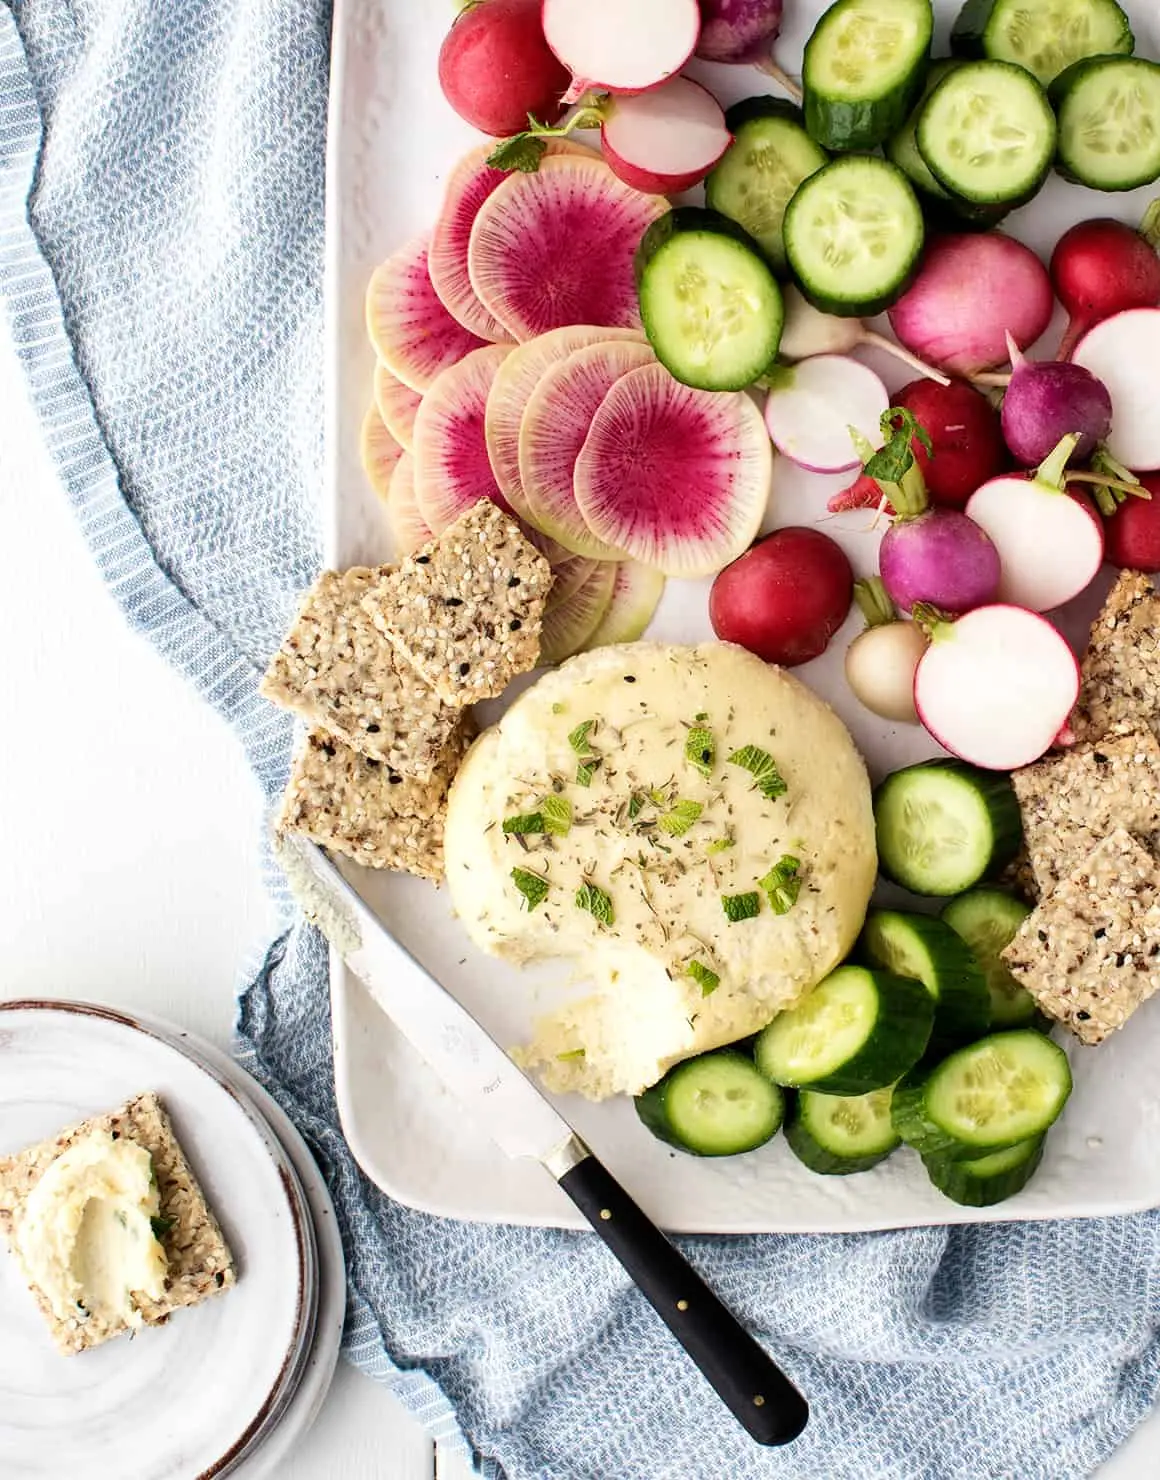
left=1002, top=829, right=1160, bottom=1046
left=260, top=567, right=461, bottom=779
left=278, top=729, right=454, bottom=879
left=0, top=1093, right=235, bottom=1356
left=1073, top=571, right=1160, bottom=743
left=364, top=502, right=552, bottom=706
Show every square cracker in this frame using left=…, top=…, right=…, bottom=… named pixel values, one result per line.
left=1002, top=828, right=1160, bottom=1046
left=363, top=502, right=552, bottom=707
left=0, top=1092, right=235, bottom=1355
left=1012, top=730, right=1160, bottom=895
left=1073, top=571, right=1160, bottom=744
left=260, top=567, right=462, bottom=780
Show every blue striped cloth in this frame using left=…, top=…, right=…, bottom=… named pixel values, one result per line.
left=4, top=4, right=1160, bottom=1476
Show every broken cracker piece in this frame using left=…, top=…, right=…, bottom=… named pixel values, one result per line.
left=1002, top=828, right=1160, bottom=1046
left=1073, top=571, right=1160, bottom=744
left=363, top=502, right=552, bottom=707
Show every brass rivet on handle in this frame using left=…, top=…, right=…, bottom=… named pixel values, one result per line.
left=754, top=1396, right=766, bottom=1408
left=676, top=1300, right=689, bottom=1312
left=599, top=1208, right=612, bottom=1220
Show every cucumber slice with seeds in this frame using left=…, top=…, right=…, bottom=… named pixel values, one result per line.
left=941, top=888, right=1040, bottom=1029
left=923, top=1134, right=1045, bottom=1206
left=803, top=0, right=934, bottom=152
left=1052, top=56, right=1160, bottom=193
left=951, top=0, right=1134, bottom=90
left=635, top=1049, right=785, bottom=1157
left=861, top=909, right=990, bottom=1048
left=785, top=1086, right=901, bottom=1175
left=888, top=60, right=961, bottom=199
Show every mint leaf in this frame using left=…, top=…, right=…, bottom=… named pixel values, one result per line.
left=575, top=882, right=614, bottom=926
left=150, top=1215, right=175, bottom=1241
left=503, top=811, right=546, bottom=835
left=722, top=891, right=761, bottom=924
left=686, top=961, right=720, bottom=996
left=486, top=135, right=548, bottom=173
left=576, top=760, right=600, bottom=788
left=759, top=856, right=802, bottom=915
left=628, top=793, right=646, bottom=821
left=568, top=720, right=595, bottom=755
left=685, top=725, right=715, bottom=778
left=511, top=867, right=549, bottom=910
left=727, top=746, right=788, bottom=801
left=706, top=836, right=735, bottom=856
left=541, top=795, right=572, bottom=836
left=659, top=799, right=703, bottom=837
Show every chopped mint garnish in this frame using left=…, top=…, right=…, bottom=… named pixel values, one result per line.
left=486, top=102, right=607, bottom=174
left=685, top=725, right=715, bottom=778
left=728, top=745, right=788, bottom=801
left=628, top=793, right=646, bottom=821
left=551, top=702, right=566, bottom=715
left=556, top=1047, right=586, bottom=1062
left=759, top=855, right=802, bottom=915
left=686, top=961, right=720, bottom=996
left=695, top=711, right=709, bottom=722
left=706, top=836, right=735, bottom=856
left=150, top=1215, right=175, bottom=1241
left=722, top=891, right=761, bottom=924
left=503, top=811, right=546, bottom=835
left=575, top=760, right=599, bottom=788
left=511, top=867, right=549, bottom=910
left=648, top=787, right=668, bottom=807
left=575, top=882, right=615, bottom=926
left=568, top=720, right=595, bottom=754
left=541, top=795, right=572, bottom=836
left=659, top=799, right=703, bottom=837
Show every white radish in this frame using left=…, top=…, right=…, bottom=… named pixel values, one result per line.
left=844, top=578, right=926, bottom=724
left=542, top=0, right=701, bottom=102
left=600, top=77, right=731, bottom=196
left=1072, top=309, right=1160, bottom=472
left=763, top=355, right=888, bottom=474
left=914, top=606, right=1080, bottom=771
left=778, top=286, right=950, bottom=386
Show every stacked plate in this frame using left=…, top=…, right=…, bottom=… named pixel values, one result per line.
left=0, top=1000, right=345, bottom=1480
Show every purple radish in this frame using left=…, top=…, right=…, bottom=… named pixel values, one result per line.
left=778, top=286, right=950, bottom=386
left=696, top=0, right=782, bottom=63
left=373, top=363, right=422, bottom=452
left=1000, top=332, right=1112, bottom=467
left=764, top=355, right=889, bottom=474
left=360, top=405, right=404, bottom=503
left=540, top=560, right=617, bottom=664
left=412, top=344, right=513, bottom=532
left=468, top=154, right=667, bottom=343
left=365, top=235, right=487, bottom=392
left=914, top=606, right=1080, bottom=771
left=542, top=0, right=701, bottom=102
left=581, top=562, right=666, bottom=650
left=385, top=453, right=435, bottom=556
left=1072, top=308, right=1160, bottom=472
left=601, top=77, right=732, bottom=196
left=520, top=339, right=655, bottom=559
left=966, top=434, right=1104, bottom=613
left=574, top=363, right=772, bottom=578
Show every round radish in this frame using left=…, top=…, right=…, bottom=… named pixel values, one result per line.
left=359, top=405, right=403, bottom=502
left=438, top=0, right=571, bottom=137
left=696, top=0, right=783, bottom=64
left=888, top=234, right=1055, bottom=377
left=778, top=286, right=950, bottom=386
left=366, top=236, right=487, bottom=393
left=600, top=77, right=731, bottom=196
left=542, top=0, right=701, bottom=100
left=468, top=153, right=667, bottom=343
left=581, top=562, right=666, bottom=650
left=914, top=607, right=1080, bottom=771
left=1105, top=473, right=1160, bottom=572
left=763, top=356, right=889, bottom=475
left=1000, top=332, right=1112, bottom=467
left=373, top=363, right=422, bottom=452
left=880, top=512, right=1000, bottom=616
left=709, top=526, right=853, bottom=667
left=844, top=578, right=925, bottom=724
left=540, top=560, right=617, bottom=664
left=892, top=378, right=1009, bottom=511
left=412, top=344, right=513, bottom=532
left=385, top=453, right=435, bottom=557
left=574, top=363, right=771, bottom=578
left=1072, top=309, right=1160, bottom=472
left=1051, top=217, right=1160, bottom=361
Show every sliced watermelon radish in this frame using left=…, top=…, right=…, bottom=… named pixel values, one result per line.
left=547, top=553, right=600, bottom=608
left=359, top=404, right=403, bottom=502
left=412, top=344, right=513, bottom=532
left=764, top=356, right=889, bottom=475
left=574, top=363, right=772, bottom=578
left=386, top=452, right=435, bottom=556
left=519, top=338, right=655, bottom=559
left=373, top=363, right=422, bottom=452
left=581, top=562, right=666, bottom=650
left=540, top=560, right=618, bottom=664
left=542, top=0, right=701, bottom=100
left=468, top=154, right=667, bottom=343
left=601, top=77, right=731, bottom=196
left=366, top=235, right=487, bottom=393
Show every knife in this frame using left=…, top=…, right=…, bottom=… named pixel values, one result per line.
left=277, top=833, right=809, bottom=1447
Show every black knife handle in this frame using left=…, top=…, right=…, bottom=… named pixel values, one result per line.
left=557, top=1153, right=809, bottom=1446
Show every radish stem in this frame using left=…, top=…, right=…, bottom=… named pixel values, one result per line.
left=860, top=331, right=951, bottom=387
left=754, top=55, right=803, bottom=104
left=970, top=371, right=1012, bottom=389
left=854, top=576, right=897, bottom=629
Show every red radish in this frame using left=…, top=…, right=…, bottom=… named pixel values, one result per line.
left=913, top=606, right=1080, bottom=771
left=541, top=561, right=617, bottom=664
left=709, top=526, right=853, bottom=667
left=574, top=363, right=772, bottom=578
left=600, top=78, right=731, bottom=195
left=1051, top=216, right=1160, bottom=361
left=828, top=474, right=895, bottom=516
left=844, top=578, right=926, bottom=724
left=582, top=562, right=666, bottom=650
left=888, top=234, right=1054, bottom=377
left=542, top=0, right=701, bottom=102
left=696, top=0, right=782, bottom=64
left=966, top=434, right=1104, bottom=613
left=778, top=286, right=950, bottom=386
left=1104, top=473, right=1160, bottom=572
left=366, top=236, right=487, bottom=393
left=999, top=331, right=1112, bottom=467
left=438, top=0, right=570, bottom=137
left=1072, top=309, right=1160, bottom=472
left=764, top=356, right=889, bottom=475
left=468, top=154, right=666, bottom=342
left=359, top=405, right=403, bottom=502
left=373, top=364, right=422, bottom=452
left=412, top=344, right=513, bottom=532
left=891, top=378, right=1009, bottom=510
left=385, top=453, right=435, bottom=557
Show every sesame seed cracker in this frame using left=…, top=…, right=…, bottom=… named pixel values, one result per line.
left=1073, top=571, right=1160, bottom=744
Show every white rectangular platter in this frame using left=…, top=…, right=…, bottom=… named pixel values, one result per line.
left=327, top=0, right=1160, bottom=1231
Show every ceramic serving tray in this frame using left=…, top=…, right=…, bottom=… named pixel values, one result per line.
left=327, top=0, right=1160, bottom=1231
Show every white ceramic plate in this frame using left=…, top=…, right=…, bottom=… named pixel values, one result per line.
left=328, top=0, right=1160, bottom=1231
left=0, top=1001, right=316, bottom=1479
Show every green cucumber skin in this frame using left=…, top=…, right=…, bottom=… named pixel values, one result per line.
left=861, top=910, right=991, bottom=1049
left=1051, top=57, right=1160, bottom=192
left=803, top=3, right=934, bottom=152
left=724, top=95, right=810, bottom=134
left=923, top=1135, right=1045, bottom=1206
left=784, top=1116, right=899, bottom=1175
left=634, top=206, right=771, bottom=285
left=940, top=888, right=1040, bottom=1030
left=634, top=1050, right=785, bottom=1157
left=951, top=0, right=1134, bottom=77
left=916, top=62, right=1056, bottom=206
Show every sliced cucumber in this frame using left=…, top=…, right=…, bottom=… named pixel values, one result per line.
left=803, top=0, right=934, bottom=151
left=705, top=99, right=829, bottom=274
left=952, top=0, right=1134, bottom=90
left=783, top=156, right=924, bottom=317
left=635, top=1050, right=785, bottom=1157
left=941, top=888, right=1040, bottom=1029
left=888, top=60, right=961, bottom=199
left=861, top=909, right=990, bottom=1047
left=892, top=1029, right=1072, bottom=1159
left=754, top=966, right=933, bottom=1096
left=874, top=760, right=1022, bottom=898
left=636, top=207, right=784, bottom=392
left=785, top=1086, right=901, bottom=1175
left=1052, top=56, right=1160, bottom=192
left=917, top=60, right=1056, bottom=206
left=923, top=1134, right=1044, bottom=1207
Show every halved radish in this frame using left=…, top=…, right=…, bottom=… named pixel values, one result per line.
left=574, top=363, right=772, bottom=578
left=485, top=325, right=643, bottom=525
left=468, top=154, right=667, bottom=343
left=764, top=356, right=889, bottom=474
left=542, top=0, right=701, bottom=100
left=386, top=453, right=435, bottom=556
left=582, top=562, right=666, bottom=650
left=412, top=344, right=513, bottom=532
left=359, top=404, right=403, bottom=501
left=600, top=77, right=731, bottom=196
left=540, top=560, right=617, bottom=664
left=914, top=606, right=1080, bottom=771
left=366, top=235, right=487, bottom=392
left=519, top=339, right=655, bottom=559
left=1072, top=309, right=1160, bottom=472
left=373, top=363, right=422, bottom=452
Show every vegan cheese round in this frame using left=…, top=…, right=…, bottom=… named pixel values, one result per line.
left=444, top=642, right=877, bottom=1099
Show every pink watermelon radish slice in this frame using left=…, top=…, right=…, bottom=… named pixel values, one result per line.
left=485, top=325, right=644, bottom=526
left=359, top=404, right=403, bottom=502
left=373, top=363, right=422, bottom=451
left=581, top=562, right=666, bottom=650
left=366, top=234, right=487, bottom=392
left=542, top=0, right=701, bottom=100
left=386, top=452, right=435, bottom=556
left=520, top=339, right=655, bottom=560
left=574, top=364, right=772, bottom=578
left=540, top=560, right=617, bottom=665
left=468, top=154, right=667, bottom=343
left=547, top=553, right=600, bottom=609
left=412, top=344, right=513, bottom=532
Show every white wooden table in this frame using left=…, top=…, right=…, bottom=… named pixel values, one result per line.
left=1, top=327, right=1155, bottom=1479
